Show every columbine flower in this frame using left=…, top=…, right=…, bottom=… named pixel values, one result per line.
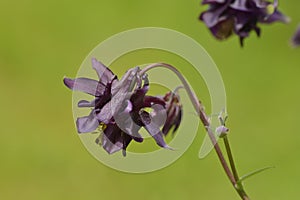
left=161, top=91, right=182, bottom=136
left=64, top=58, right=181, bottom=156
left=199, top=0, right=290, bottom=46
left=291, top=25, right=300, bottom=47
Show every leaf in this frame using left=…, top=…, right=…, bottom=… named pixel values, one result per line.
left=238, top=166, right=275, bottom=183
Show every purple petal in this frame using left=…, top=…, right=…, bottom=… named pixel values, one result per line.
left=91, top=58, right=116, bottom=84
left=97, top=95, right=131, bottom=125
left=113, top=100, right=144, bottom=140
left=291, top=25, right=300, bottom=47
left=161, top=92, right=182, bottom=136
left=131, top=134, right=143, bottom=143
left=200, top=0, right=231, bottom=28
left=202, top=0, right=226, bottom=5
left=162, top=104, right=177, bottom=135
left=94, top=81, right=115, bottom=109
left=119, top=117, right=144, bottom=143
left=102, top=129, right=123, bottom=154
left=150, top=104, right=167, bottom=128
left=230, top=0, right=251, bottom=12
left=102, top=140, right=122, bottom=155
left=262, top=10, right=290, bottom=24
left=63, top=77, right=105, bottom=96
left=96, top=104, right=113, bottom=124
left=172, top=107, right=182, bottom=133
left=200, top=9, right=225, bottom=28
left=143, top=96, right=166, bottom=107
left=101, top=123, right=133, bottom=156
left=140, top=111, right=172, bottom=149
left=97, top=67, right=140, bottom=123
left=76, top=112, right=99, bottom=133
left=123, top=121, right=143, bottom=142
left=96, top=103, right=114, bottom=124
left=111, top=67, right=140, bottom=95
left=124, top=99, right=133, bottom=113
left=78, top=99, right=95, bottom=107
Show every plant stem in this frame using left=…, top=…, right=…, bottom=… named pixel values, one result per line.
left=140, top=63, right=250, bottom=200
left=140, top=63, right=201, bottom=116
left=223, top=136, right=240, bottom=183
left=201, top=108, right=250, bottom=200
left=223, top=136, right=249, bottom=200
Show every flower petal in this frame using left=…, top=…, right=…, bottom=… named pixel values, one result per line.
left=200, top=1, right=231, bottom=28
left=140, top=111, right=172, bottom=149
left=96, top=103, right=114, bottom=124
left=101, top=123, right=133, bottom=156
left=161, top=92, right=182, bottom=136
left=162, top=106, right=176, bottom=135
left=78, top=99, right=95, bottom=107
left=91, top=58, right=117, bottom=84
left=172, top=106, right=182, bottom=133
left=261, top=9, right=290, bottom=24
left=97, top=67, right=140, bottom=123
left=101, top=124, right=123, bottom=154
left=76, top=111, right=99, bottom=133
left=202, top=0, right=226, bottom=5
left=291, top=25, right=300, bottom=47
left=150, top=104, right=167, bottom=128
left=63, top=77, right=105, bottom=96
left=143, top=96, right=166, bottom=107
left=230, top=0, right=251, bottom=11
left=111, top=67, right=140, bottom=95
left=113, top=100, right=144, bottom=141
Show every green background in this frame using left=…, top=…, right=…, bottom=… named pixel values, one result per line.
left=0, top=0, right=299, bottom=199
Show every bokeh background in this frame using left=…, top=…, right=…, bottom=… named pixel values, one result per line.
left=0, top=0, right=299, bottom=199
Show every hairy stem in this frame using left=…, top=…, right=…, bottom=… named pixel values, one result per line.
left=140, top=63, right=250, bottom=200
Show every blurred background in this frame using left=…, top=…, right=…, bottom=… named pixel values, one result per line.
left=0, top=0, right=299, bottom=199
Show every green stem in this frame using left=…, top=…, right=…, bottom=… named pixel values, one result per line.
left=223, top=136, right=250, bottom=199
left=140, top=63, right=250, bottom=200
left=223, top=136, right=240, bottom=182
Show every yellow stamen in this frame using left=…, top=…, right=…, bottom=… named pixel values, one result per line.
left=98, top=122, right=107, bottom=131
left=266, top=4, right=275, bottom=15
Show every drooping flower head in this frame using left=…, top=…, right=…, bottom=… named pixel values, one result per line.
left=291, top=25, right=300, bottom=48
left=64, top=58, right=183, bottom=156
left=161, top=91, right=182, bottom=136
left=199, top=0, right=290, bottom=46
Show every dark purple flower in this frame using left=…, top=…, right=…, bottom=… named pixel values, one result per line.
left=161, top=92, right=183, bottom=136
left=199, top=0, right=290, bottom=46
left=64, top=58, right=181, bottom=156
left=291, top=25, right=300, bottom=47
